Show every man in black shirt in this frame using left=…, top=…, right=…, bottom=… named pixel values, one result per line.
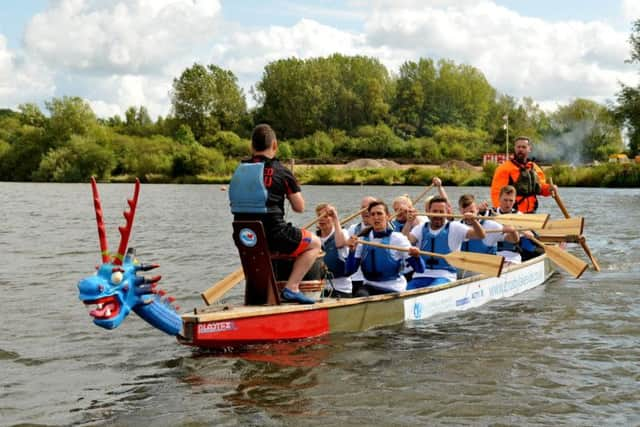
left=229, top=124, right=321, bottom=304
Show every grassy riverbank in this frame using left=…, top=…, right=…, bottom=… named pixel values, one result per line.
left=109, top=162, right=640, bottom=187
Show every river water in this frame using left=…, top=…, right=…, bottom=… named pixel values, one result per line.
left=1, top=182, right=639, bottom=426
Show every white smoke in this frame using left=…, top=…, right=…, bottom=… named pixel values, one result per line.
left=534, top=121, right=596, bottom=165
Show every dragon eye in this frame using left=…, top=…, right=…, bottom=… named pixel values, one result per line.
left=111, top=271, right=123, bottom=284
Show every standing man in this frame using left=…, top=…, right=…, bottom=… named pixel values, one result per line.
left=490, top=136, right=557, bottom=213
left=228, top=124, right=321, bottom=304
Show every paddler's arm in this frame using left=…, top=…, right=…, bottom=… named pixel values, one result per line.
left=463, top=212, right=486, bottom=240
left=534, top=163, right=557, bottom=197
left=287, top=191, right=305, bottom=213
left=406, top=246, right=425, bottom=273
left=328, top=205, right=347, bottom=248
left=344, top=235, right=361, bottom=275
left=502, top=224, right=520, bottom=243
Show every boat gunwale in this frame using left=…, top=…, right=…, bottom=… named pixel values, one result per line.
left=182, top=254, right=551, bottom=324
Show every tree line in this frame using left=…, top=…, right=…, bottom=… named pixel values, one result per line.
left=1, top=19, right=638, bottom=183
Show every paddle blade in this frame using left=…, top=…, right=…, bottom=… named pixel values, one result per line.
left=542, top=244, right=588, bottom=279
left=445, top=251, right=505, bottom=277
left=535, top=229, right=581, bottom=243
left=536, top=217, right=584, bottom=243
left=201, top=268, right=245, bottom=305
left=493, top=213, right=549, bottom=229
left=544, top=217, right=584, bottom=235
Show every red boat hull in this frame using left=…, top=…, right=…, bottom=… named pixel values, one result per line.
left=184, top=308, right=330, bottom=348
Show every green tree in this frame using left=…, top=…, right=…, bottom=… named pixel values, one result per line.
left=392, top=59, right=436, bottom=136
left=615, top=19, right=640, bottom=156
left=35, top=135, right=116, bottom=182
left=391, top=58, right=495, bottom=136
left=171, top=63, right=248, bottom=140
left=18, top=103, right=46, bottom=128
left=432, top=60, right=496, bottom=130
left=0, top=127, right=48, bottom=181
left=45, top=96, right=98, bottom=144
left=254, top=54, right=392, bottom=137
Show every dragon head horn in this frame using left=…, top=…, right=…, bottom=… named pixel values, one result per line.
left=90, top=177, right=110, bottom=263
left=113, top=178, right=141, bottom=266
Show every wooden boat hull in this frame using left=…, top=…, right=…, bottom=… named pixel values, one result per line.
left=179, top=255, right=554, bottom=349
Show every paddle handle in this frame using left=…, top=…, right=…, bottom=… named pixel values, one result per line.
left=389, top=184, right=434, bottom=221
left=412, top=184, right=435, bottom=205
left=356, top=239, right=444, bottom=260
left=548, top=178, right=571, bottom=219
left=201, top=268, right=244, bottom=305
left=339, top=207, right=368, bottom=226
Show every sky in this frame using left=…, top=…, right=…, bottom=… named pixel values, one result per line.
left=1, top=0, right=639, bottom=119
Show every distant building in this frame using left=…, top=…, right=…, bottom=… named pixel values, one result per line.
left=483, top=153, right=512, bottom=165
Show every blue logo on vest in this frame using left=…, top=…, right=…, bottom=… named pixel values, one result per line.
left=239, top=228, right=258, bottom=247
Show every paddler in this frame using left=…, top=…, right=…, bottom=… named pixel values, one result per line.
left=405, top=196, right=486, bottom=289
left=228, top=124, right=321, bottom=304
left=346, top=200, right=424, bottom=296
left=315, top=203, right=352, bottom=298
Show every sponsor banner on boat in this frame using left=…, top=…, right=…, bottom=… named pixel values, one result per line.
left=404, top=260, right=546, bottom=321
left=197, top=321, right=237, bottom=336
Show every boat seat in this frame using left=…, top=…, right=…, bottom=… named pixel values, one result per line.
left=231, top=220, right=281, bottom=306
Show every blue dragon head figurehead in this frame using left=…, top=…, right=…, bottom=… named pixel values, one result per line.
left=77, top=178, right=182, bottom=336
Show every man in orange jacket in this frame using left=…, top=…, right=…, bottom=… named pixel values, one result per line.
left=490, top=136, right=557, bottom=213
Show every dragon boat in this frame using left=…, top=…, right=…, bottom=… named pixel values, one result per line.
left=77, top=179, right=556, bottom=350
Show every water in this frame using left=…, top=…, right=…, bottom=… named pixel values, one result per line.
left=1, top=183, right=639, bottom=426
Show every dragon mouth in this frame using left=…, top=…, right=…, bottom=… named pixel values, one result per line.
left=85, top=295, right=121, bottom=319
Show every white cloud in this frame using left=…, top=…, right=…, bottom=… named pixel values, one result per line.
left=5, top=0, right=636, bottom=118
left=24, top=0, right=222, bottom=74
left=362, top=1, right=637, bottom=104
left=0, top=34, right=55, bottom=108
left=214, top=18, right=367, bottom=74
left=622, top=0, right=640, bottom=23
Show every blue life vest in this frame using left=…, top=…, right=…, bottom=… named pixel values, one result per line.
left=419, top=223, right=456, bottom=273
left=519, top=237, right=537, bottom=253
left=228, top=162, right=268, bottom=214
left=461, top=220, right=497, bottom=255
left=352, top=222, right=363, bottom=236
left=321, top=232, right=346, bottom=278
left=390, top=218, right=405, bottom=232
left=361, top=232, right=403, bottom=282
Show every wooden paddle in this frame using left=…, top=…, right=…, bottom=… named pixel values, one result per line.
left=356, top=239, right=505, bottom=278
left=303, top=206, right=370, bottom=230
left=201, top=205, right=371, bottom=305
left=544, top=217, right=584, bottom=235
left=389, top=184, right=434, bottom=221
left=527, top=236, right=588, bottom=279
left=425, top=212, right=550, bottom=229
left=484, top=217, right=584, bottom=237
left=536, top=217, right=584, bottom=243
left=548, top=178, right=600, bottom=271
left=534, top=230, right=582, bottom=243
